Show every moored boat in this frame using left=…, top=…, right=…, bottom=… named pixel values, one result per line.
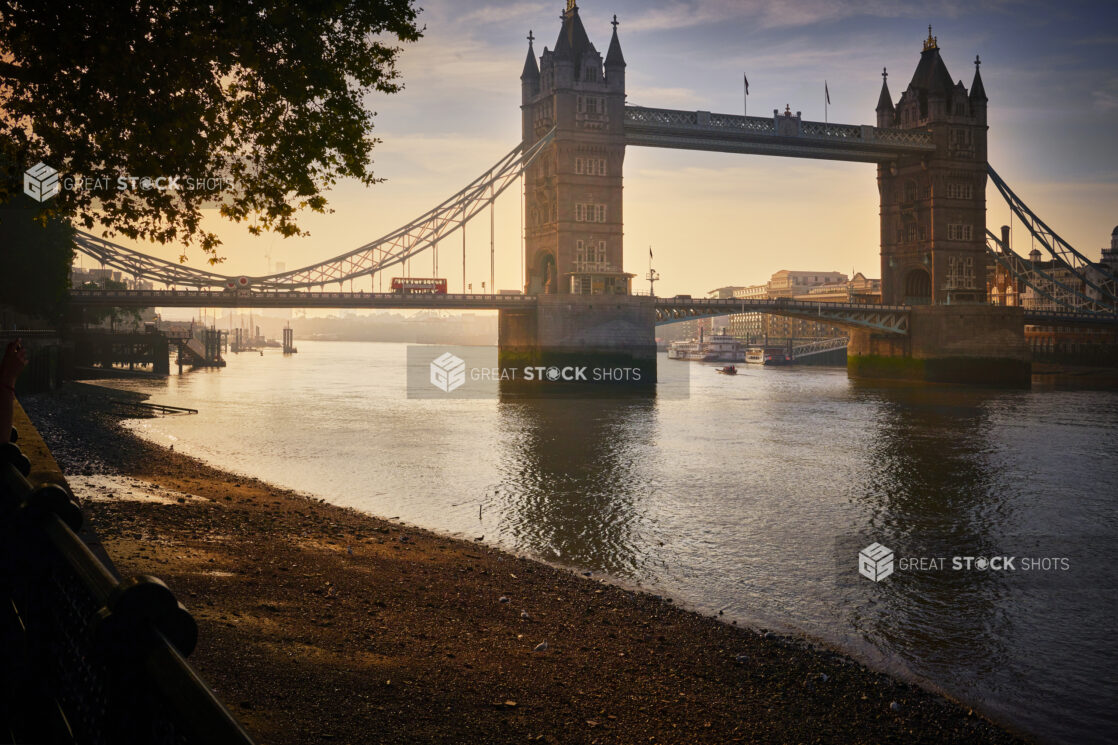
left=745, top=346, right=793, bottom=366
left=667, top=327, right=745, bottom=362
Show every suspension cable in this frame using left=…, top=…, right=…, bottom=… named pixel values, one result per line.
left=72, top=129, right=556, bottom=291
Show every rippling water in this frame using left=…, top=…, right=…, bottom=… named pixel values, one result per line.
left=93, top=341, right=1118, bottom=744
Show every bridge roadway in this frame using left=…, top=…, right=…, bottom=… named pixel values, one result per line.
left=69, top=288, right=539, bottom=311
left=623, top=106, right=937, bottom=163
left=68, top=290, right=1116, bottom=333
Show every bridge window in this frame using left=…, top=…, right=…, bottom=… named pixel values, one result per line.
left=903, top=180, right=917, bottom=202
left=577, top=95, right=605, bottom=116
left=948, top=224, right=973, bottom=241
left=575, top=203, right=607, bottom=223
left=575, top=157, right=607, bottom=176
left=946, top=182, right=973, bottom=200
left=946, top=255, right=976, bottom=289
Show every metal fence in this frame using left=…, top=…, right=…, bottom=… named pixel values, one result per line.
left=0, top=436, right=255, bottom=745
left=0, top=332, right=66, bottom=394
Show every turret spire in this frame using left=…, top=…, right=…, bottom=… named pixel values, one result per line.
left=605, top=14, right=625, bottom=67
left=521, top=30, right=539, bottom=81
left=969, top=54, right=987, bottom=101
left=923, top=25, right=938, bottom=51
left=876, top=67, right=894, bottom=114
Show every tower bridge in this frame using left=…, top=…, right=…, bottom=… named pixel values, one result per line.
left=67, top=5, right=1118, bottom=386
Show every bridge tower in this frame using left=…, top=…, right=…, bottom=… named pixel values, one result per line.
left=520, top=2, right=631, bottom=296
left=849, top=30, right=1029, bottom=385
left=876, top=28, right=989, bottom=305
left=500, top=4, right=655, bottom=386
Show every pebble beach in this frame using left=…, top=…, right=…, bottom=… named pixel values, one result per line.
left=18, top=383, right=1028, bottom=744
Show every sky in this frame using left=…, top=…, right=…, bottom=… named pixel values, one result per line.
left=79, top=0, right=1118, bottom=298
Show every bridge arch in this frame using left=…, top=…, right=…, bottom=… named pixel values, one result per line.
left=903, top=267, right=932, bottom=305
left=526, top=251, right=558, bottom=295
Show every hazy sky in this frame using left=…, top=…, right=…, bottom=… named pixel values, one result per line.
left=81, top=0, right=1118, bottom=297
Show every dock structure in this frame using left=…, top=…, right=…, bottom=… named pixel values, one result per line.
left=282, top=326, right=298, bottom=355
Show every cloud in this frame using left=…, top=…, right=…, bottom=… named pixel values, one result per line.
left=373, top=133, right=521, bottom=181
left=1091, top=79, right=1118, bottom=112
left=456, top=2, right=552, bottom=27
left=626, top=85, right=706, bottom=108
left=622, top=0, right=1029, bottom=32
left=623, top=0, right=912, bottom=32
left=1072, top=34, right=1118, bottom=46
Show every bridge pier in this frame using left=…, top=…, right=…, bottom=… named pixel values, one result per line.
left=498, top=295, right=657, bottom=388
left=847, top=305, right=1031, bottom=386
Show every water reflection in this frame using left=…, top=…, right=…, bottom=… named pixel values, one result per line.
left=491, top=398, right=658, bottom=576
left=84, top=345, right=1118, bottom=745
left=849, top=384, right=1021, bottom=687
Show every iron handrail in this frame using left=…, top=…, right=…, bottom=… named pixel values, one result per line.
left=0, top=443, right=255, bottom=745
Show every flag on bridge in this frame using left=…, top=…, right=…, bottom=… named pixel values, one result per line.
left=649, top=246, right=653, bottom=260
left=825, top=81, right=830, bottom=104
left=744, top=73, right=749, bottom=95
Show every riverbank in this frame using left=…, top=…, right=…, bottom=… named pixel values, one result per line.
left=20, top=383, right=1027, bottom=744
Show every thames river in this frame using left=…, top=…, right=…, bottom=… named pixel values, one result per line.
left=93, top=341, right=1118, bottom=745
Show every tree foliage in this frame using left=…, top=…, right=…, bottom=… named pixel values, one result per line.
left=0, top=0, right=423, bottom=262
left=0, top=196, right=75, bottom=321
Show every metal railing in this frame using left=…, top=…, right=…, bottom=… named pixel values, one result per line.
left=624, top=105, right=934, bottom=148
left=0, top=440, right=255, bottom=745
left=792, top=336, right=849, bottom=358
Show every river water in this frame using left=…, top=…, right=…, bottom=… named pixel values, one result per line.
left=92, top=341, right=1118, bottom=744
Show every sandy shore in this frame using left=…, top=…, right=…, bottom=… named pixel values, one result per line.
left=19, top=383, right=1027, bottom=744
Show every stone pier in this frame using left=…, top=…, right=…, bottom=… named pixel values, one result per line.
left=498, top=295, right=657, bottom=386
left=848, top=305, right=1031, bottom=386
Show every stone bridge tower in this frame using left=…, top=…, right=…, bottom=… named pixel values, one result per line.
left=520, top=2, right=631, bottom=295
left=876, top=28, right=989, bottom=305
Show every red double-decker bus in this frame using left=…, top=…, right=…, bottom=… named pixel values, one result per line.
left=391, top=277, right=448, bottom=295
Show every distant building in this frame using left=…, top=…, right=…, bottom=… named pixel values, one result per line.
left=71, top=266, right=153, bottom=292
left=707, top=286, right=746, bottom=299
left=766, top=270, right=848, bottom=298
left=990, top=225, right=1118, bottom=359
left=727, top=270, right=879, bottom=345
left=798, top=273, right=882, bottom=304
left=1101, top=226, right=1118, bottom=272
left=987, top=226, right=1118, bottom=312
left=71, top=267, right=123, bottom=287
left=729, top=283, right=768, bottom=340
